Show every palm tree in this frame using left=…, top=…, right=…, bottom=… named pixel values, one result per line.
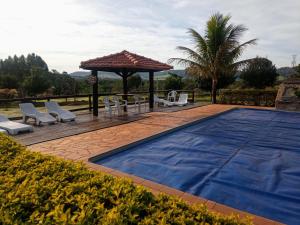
left=168, top=13, right=257, bottom=103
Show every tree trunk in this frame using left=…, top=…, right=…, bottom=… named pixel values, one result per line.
left=211, top=79, right=217, bottom=104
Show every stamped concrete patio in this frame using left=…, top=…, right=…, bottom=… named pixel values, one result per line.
left=28, top=104, right=280, bottom=225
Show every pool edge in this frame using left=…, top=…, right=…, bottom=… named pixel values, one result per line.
left=87, top=107, right=284, bottom=225
left=88, top=107, right=238, bottom=163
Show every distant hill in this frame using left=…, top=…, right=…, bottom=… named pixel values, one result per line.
left=70, top=69, right=187, bottom=80
left=277, top=67, right=298, bottom=77
left=70, top=67, right=298, bottom=81
left=70, top=71, right=119, bottom=79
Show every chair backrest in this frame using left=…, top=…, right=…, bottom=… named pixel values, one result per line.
left=133, top=95, right=139, bottom=102
left=178, top=93, right=188, bottom=103
left=19, top=103, right=38, bottom=115
left=45, top=101, right=60, bottom=112
left=103, top=96, right=111, bottom=109
left=0, top=115, right=9, bottom=122
left=167, top=90, right=177, bottom=101
left=112, top=96, right=121, bottom=107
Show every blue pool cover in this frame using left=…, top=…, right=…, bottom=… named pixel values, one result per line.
left=94, top=108, right=300, bottom=224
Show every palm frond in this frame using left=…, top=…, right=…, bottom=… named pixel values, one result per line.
left=176, top=46, right=207, bottom=64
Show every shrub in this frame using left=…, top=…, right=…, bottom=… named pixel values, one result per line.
left=0, top=134, right=250, bottom=224
left=0, top=88, right=18, bottom=99
left=219, top=89, right=277, bottom=106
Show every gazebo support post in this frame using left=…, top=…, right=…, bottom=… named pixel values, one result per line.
left=92, top=70, right=98, bottom=116
left=149, top=71, right=154, bottom=111
left=122, top=74, right=128, bottom=112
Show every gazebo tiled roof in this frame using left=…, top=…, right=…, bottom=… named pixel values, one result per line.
left=80, top=50, right=173, bottom=72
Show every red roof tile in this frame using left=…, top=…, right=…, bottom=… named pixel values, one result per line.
left=80, top=50, right=173, bottom=72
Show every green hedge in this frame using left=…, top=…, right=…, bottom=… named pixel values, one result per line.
left=219, top=89, right=277, bottom=106
left=0, top=134, right=251, bottom=225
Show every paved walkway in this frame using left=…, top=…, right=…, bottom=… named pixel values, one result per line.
left=29, top=104, right=234, bottom=160
left=28, top=104, right=280, bottom=225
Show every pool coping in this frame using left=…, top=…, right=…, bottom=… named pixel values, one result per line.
left=88, top=107, right=238, bottom=162
left=86, top=107, right=284, bottom=225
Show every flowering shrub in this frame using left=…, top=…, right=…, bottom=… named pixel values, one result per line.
left=0, top=134, right=251, bottom=225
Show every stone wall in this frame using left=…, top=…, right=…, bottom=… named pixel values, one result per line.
left=275, top=78, right=300, bottom=111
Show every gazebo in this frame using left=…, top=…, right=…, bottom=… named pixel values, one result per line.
left=80, top=50, right=173, bottom=116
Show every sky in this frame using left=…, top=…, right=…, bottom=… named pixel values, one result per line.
left=0, top=0, right=299, bottom=73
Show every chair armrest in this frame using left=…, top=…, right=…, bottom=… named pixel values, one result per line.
left=23, top=113, right=36, bottom=118
left=121, top=100, right=128, bottom=106
left=48, top=111, right=59, bottom=116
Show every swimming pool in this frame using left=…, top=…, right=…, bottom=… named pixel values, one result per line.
left=93, top=108, right=300, bottom=224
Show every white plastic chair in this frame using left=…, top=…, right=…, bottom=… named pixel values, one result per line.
left=19, top=103, right=57, bottom=126
left=0, top=115, right=33, bottom=135
left=167, top=90, right=177, bottom=102
left=173, top=93, right=189, bottom=106
left=133, top=95, right=146, bottom=113
left=112, top=96, right=127, bottom=115
left=45, top=101, right=76, bottom=122
left=103, top=96, right=118, bottom=117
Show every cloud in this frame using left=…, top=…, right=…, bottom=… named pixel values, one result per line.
left=0, top=0, right=299, bottom=72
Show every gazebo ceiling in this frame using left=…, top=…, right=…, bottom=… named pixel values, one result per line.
left=80, top=50, right=173, bottom=73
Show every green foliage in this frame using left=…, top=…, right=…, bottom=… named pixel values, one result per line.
left=197, top=73, right=236, bottom=92
left=164, top=73, right=184, bottom=90
left=169, top=12, right=256, bottom=103
left=23, top=68, right=51, bottom=96
left=50, top=71, right=78, bottom=95
left=0, top=134, right=250, bottom=225
left=219, top=89, right=277, bottom=106
left=295, top=64, right=300, bottom=76
left=240, top=57, right=278, bottom=88
left=295, top=89, right=300, bottom=98
left=0, top=54, right=88, bottom=97
left=128, top=74, right=142, bottom=91
left=0, top=75, right=20, bottom=89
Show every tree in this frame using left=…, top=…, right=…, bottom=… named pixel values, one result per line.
left=128, top=74, right=142, bottom=91
left=296, top=64, right=300, bottom=75
left=23, top=68, right=51, bottom=96
left=0, top=53, right=50, bottom=96
left=49, top=71, right=77, bottom=95
left=0, top=75, right=19, bottom=89
left=168, top=12, right=256, bottom=103
left=164, top=73, right=183, bottom=90
left=240, top=57, right=278, bottom=88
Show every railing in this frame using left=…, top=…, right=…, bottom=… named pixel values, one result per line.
left=0, top=90, right=196, bottom=119
left=219, top=89, right=277, bottom=106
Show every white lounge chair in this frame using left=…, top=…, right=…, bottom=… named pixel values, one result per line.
left=154, top=95, right=174, bottom=107
left=173, top=93, right=189, bottom=106
left=167, top=90, right=177, bottom=102
left=19, top=103, right=57, bottom=126
left=0, top=128, right=7, bottom=134
left=45, top=101, right=76, bottom=122
left=0, top=115, right=33, bottom=135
